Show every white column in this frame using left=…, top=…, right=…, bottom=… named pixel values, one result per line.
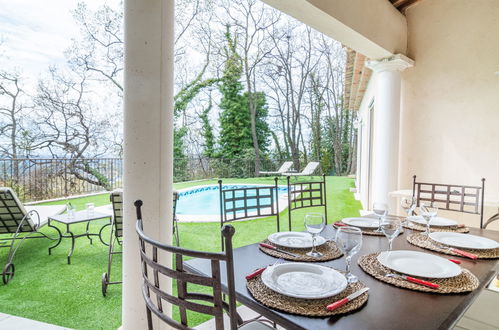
left=122, top=0, right=174, bottom=329
left=366, top=54, right=413, bottom=211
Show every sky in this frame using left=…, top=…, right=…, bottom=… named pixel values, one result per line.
left=0, top=0, right=109, bottom=81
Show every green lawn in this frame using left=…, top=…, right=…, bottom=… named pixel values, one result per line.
left=0, top=176, right=361, bottom=329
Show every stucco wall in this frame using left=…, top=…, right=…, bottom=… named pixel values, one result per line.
left=398, top=0, right=499, bottom=225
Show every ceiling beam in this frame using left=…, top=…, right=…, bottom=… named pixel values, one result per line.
left=261, top=0, right=407, bottom=59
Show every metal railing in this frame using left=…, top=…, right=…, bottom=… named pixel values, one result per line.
left=0, top=157, right=312, bottom=202
left=0, top=158, right=123, bottom=202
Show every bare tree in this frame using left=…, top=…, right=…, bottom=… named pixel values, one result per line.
left=218, top=0, right=279, bottom=175
left=35, top=68, right=113, bottom=189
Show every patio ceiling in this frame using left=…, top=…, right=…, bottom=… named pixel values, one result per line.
left=390, top=0, right=425, bottom=13
left=343, top=48, right=372, bottom=112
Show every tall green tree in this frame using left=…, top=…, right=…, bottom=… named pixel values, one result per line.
left=217, top=28, right=252, bottom=158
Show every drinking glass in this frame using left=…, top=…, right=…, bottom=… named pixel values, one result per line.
left=67, top=202, right=75, bottom=220
left=380, top=216, right=402, bottom=251
left=372, top=202, right=388, bottom=232
left=304, top=213, right=325, bottom=258
left=86, top=203, right=95, bottom=217
left=335, top=226, right=363, bottom=283
left=420, top=203, right=438, bottom=237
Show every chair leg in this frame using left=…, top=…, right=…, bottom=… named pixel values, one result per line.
left=146, top=306, right=153, bottom=330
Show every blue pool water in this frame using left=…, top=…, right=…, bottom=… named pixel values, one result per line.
left=176, top=184, right=288, bottom=216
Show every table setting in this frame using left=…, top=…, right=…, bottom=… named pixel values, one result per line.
left=247, top=212, right=370, bottom=316
left=400, top=197, right=470, bottom=233
left=259, top=213, right=343, bottom=262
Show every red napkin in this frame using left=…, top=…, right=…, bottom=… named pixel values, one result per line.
left=448, top=259, right=461, bottom=264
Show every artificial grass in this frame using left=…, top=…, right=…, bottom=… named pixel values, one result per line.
left=0, top=176, right=361, bottom=329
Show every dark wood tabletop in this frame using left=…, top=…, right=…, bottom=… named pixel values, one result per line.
left=184, top=225, right=499, bottom=330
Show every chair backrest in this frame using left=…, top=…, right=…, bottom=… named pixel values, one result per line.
left=0, top=187, right=36, bottom=233
left=300, top=162, right=320, bottom=175
left=412, top=175, right=485, bottom=227
left=219, top=178, right=281, bottom=248
left=276, top=161, right=293, bottom=173
left=135, top=200, right=238, bottom=330
left=287, top=174, right=327, bottom=230
left=110, top=190, right=123, bottom=238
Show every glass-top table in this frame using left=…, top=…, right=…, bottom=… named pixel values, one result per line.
left=48, top=210, right=111, bottom=264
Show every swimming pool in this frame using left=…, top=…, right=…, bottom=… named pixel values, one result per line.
left=176, top=184, right=289, bottom=222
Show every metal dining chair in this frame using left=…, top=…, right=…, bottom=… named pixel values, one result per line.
left=412, top=175, right=485, bottom=227
left=134, top=200, right=274, bottom=330
left=287, top=174, right=328, bottom=231
left=219, top=178, right=281, bottom=250
left=101, top=190, right=180, bottom=296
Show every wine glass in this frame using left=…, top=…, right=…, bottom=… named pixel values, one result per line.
left=380, top=216, right=402, bottom=251
left=372, top=202, right=388, bottom=232
left=304, top=213, right=325, bottom=258
left=335, top=226, right=363, bottom=283
left=420, top=203, right=438, bottom=237
left=400, top=196, right=417, bottom=226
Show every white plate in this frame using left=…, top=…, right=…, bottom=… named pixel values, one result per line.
left=342, top=217, right=379, bottom=229
left=268, top=232, right=326, bottom=248
left=429, top=232, right=499, bottom=250
left=261, top=262, right=347, bottom=299
left=377, top=250, right=462, bottom=278
left=408, top=216, right=457, bottom=227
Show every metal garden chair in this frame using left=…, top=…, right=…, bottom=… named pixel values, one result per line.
left=219, top=178, right=281, bottom=250
left=101, top=190, right=181, bottom=296
left=286, top=174, right=328, bottom=231
left=412, top=175, right=485, bottom=228
left=135, top=200, right=273, bottom=330
left=0, top=187, right=65, bottom=284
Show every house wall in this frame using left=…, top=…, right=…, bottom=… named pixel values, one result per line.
left=355, top=0, right=499, bottom=227
left=398, top=0, right=499, bottom=225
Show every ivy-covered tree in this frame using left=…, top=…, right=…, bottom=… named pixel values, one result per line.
left=243, top=91, right=270, bottom=154
left=217, top=28, right=252, bottom=159
left=217, top=28, right=270, bottom=164
left=199, top=97, right=215, bottom=158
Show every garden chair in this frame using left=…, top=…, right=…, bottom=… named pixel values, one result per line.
left=258, top=161, right=293, bottom=176
left=135, top=200, right=274, bottom=330
left=287, top=174, right=328, bottom=231
left=412, top=175, right=486, bottom=228
left=219, top=178, right=281, bottom=250
left=101, top=190, right=181, bottom=296
left=0, top=187, right=66, bottom=284
left=282, top=161, right=320, bottom=176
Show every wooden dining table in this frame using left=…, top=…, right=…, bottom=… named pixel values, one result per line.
left=184, top=224, right=499, bottom=330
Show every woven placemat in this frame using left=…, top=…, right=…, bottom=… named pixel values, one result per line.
left=406, top=233, right=499, bottom=259
left=358, top=253, right=479, bottom=293
left=246, top=272, right=368, bottom=316
left=403, top=222, right=469, bottom=233
left=259, top=239, right=342, bottom=262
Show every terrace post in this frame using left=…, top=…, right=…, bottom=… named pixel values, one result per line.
left=366, top=54, right=414, bottom=211
left=122, top=0, right=174, bottom=329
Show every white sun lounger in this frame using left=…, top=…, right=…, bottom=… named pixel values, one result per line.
left=283, top=162, right=320, bottom=176
left=259, top=161, right=294, bottom=175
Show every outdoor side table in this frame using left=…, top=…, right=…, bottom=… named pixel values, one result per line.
left=47, top=210, right=112, bottom=264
